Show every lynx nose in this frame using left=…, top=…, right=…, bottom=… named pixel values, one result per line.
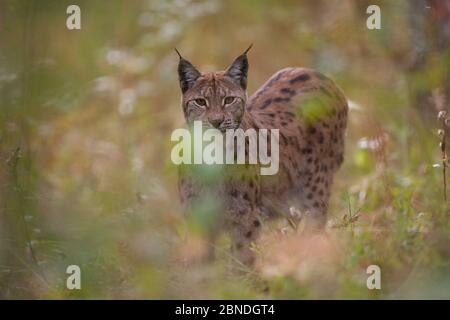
left=208, top=115, right=224, bottom=129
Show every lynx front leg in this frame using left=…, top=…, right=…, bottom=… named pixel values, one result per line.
left=230, top=216, right=261, bottom=267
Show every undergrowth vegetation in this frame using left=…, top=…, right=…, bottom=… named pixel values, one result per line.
left=0, top=0, right=448, bottom=299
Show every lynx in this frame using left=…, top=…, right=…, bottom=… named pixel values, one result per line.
left=176, top=46, right=348, bottom=266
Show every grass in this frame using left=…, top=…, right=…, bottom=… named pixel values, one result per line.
left=0, top=0, right=449, bottom=299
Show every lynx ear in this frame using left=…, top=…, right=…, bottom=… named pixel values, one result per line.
left=175, top=48, right=201, bottom=93
left=225, top=44, right=252, bottom=90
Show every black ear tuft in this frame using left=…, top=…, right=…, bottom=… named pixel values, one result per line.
left=176, top=48, right=201, bottom=93
left=225, top=44, right=252, bottom=90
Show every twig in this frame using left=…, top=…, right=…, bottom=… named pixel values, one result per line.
left=437, top=111, right=448, bottom=201
left=6, top=147, right=49, bottom=285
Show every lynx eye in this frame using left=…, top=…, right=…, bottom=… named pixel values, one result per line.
left=194, top=98, right=207, bottom=107
left=224, top=96, right=236, bottom=105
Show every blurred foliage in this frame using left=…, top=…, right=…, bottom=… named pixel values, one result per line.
left=0, top=0, right=449, bottom=299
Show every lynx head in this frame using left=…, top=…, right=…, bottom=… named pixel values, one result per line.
left=176, top=45, right=252, bottom=132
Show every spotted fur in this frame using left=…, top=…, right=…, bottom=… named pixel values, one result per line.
left=176, top=50, right=348, bottom=266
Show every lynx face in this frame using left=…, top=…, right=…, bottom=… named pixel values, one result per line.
left=176, top=47, right=251, bottom=131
